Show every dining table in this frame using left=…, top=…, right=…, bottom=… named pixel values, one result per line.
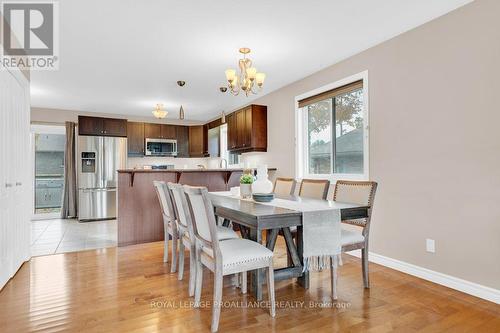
left=209, top=192, right=369, bottom=301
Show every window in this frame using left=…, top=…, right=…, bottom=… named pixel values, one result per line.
left=297, top=73, right=368, bottom=180
left=219, top=124, right=241, bottom=166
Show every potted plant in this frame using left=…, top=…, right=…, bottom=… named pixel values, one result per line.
left=239, top=174, right=254, bottom=199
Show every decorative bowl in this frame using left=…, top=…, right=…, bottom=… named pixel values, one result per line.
left=252, top=193, right=275, bottom=202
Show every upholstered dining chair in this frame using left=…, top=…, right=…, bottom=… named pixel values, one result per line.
left=273, top=177, right=297, bottom=196
left=330, top=180, right=378, bottom=299
left=167, top=183, right=239, bottom=296
left=298, top=178, right=330, bottom=199
left=281, top=179, right=331, bottom=265
left=153, top=181, right=178, bottom=273
left=183, top=185, right=276, bottom=332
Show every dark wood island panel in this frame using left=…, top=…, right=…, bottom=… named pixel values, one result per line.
left=117, top=169, right=275, bottom=246
left=117, top=171, right=177, bottom=246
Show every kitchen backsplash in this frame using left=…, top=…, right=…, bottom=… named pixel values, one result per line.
left=127, top=152, right=269, bottom=170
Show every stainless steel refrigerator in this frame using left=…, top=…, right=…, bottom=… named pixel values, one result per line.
left=78, top=136, right=127, bottom=221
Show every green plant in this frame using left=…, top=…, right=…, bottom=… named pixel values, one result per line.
left=240, top=174, right=254, bottom=184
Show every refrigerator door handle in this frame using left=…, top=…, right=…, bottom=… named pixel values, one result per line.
left=101, top=136, right=106, bottom=188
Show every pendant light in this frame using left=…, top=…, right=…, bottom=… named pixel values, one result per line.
left=219, top=87, right=228, bottom=123
left=179, top=105, right=185, bottom=120
left=177, top=80, right=186, bottom=120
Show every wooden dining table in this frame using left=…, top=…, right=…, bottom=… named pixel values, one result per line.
left=209, top=192, right=369, bottom=301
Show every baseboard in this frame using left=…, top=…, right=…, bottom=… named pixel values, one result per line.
left=346, top=250, right=500, bottom=304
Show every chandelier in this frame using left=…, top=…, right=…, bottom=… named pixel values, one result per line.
left=224, top=48, right=266, bottom=96
left=152, top=103, right=167, bottom=119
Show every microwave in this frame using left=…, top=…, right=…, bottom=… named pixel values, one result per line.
left=145, top=138, right=178, bottom=156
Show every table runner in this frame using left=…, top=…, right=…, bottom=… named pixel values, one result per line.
left=210, top=192, right=341, bottom=271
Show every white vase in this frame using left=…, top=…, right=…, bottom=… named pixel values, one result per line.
left=252, top=165, right=273, bottom=194
left=240, top=184, right=252, bottom=199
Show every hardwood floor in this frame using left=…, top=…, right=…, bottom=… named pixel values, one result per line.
left=1, top=238, right=499, bottom=332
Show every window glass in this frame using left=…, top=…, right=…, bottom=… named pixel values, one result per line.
left=334, top=88, right=364, bottom=174
left=307, top=99, right=332, bottom=174
left=304, top=85, right=364, bottom=175
left=34, top=133, right=65, bottom=214
left=220, top=124, right=240, bottom=166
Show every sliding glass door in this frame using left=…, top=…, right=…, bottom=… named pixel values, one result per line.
left=32, top=125, right=66, bottom=218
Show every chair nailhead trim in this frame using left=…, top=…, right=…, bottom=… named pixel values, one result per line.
left=223, top=256, right=273, bottom=267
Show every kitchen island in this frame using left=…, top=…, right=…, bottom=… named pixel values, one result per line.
left=117, top=168, right=276, bottom=246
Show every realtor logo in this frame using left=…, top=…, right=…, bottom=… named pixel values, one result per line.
left=1, top=1, right=59, bottom=70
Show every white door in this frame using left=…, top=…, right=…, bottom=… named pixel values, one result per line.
left=0, top=64, right=31, bottom=289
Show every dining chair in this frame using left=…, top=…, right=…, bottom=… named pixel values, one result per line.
left=331, top=180, right=378, bottom=299
left=298, top=178, right=330, bottom=199
left=273, top=177, right=297, bottom=196
left=167, top=182, right=239, bottom=297
left=283, top=178, right=330, bottom=264
left=153, top=181, right=178, bottom=273
left=183, top=185, right=276, bottom=332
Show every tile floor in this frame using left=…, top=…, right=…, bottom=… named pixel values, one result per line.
left=31, top=218, right=117, bottom=256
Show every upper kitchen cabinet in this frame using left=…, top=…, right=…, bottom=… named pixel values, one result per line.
left=144, top=123, right=176, bottom=139
left=127, top=122, right=144, bottom=156
left=161, top=124, right=176, bottom=139
left=78, top=116, right=127, bottom=137
left=144, top=123, right=161, bottom=139
left=227, top=104, right=267, bottom=152
left=227, top=113, right=237, bottom=150
left=176, top=126, right=189, bottom=157
left=189, top=125, right=208, bottom=157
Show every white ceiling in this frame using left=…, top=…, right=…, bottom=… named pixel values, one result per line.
left=30, top=0, right=472, bottom=121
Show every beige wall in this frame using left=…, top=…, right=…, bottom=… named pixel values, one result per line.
left=250, top=0, right=500, bottom=290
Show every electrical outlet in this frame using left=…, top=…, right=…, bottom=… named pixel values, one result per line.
left=426, top=239, right=435, bottom=253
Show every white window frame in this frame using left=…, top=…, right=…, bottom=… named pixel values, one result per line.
left=295, top=70, right=369, bottom=182
left=219, top=123, right=241, bottom=167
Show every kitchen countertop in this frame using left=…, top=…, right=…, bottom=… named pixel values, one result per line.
left=117, top=167, right=276, bottom=173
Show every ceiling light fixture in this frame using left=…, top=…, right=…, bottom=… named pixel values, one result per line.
left=177, top=80, right=186, bottom=120
left=219, top=88, right=227, bottom=123
left=224, top=48, right=266, bottom=97
left=152, top=103, right=167, bottom=119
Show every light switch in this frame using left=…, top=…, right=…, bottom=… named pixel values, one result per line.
left=426, top=239, right=435, bottom=253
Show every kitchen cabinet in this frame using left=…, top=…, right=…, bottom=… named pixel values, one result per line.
left=78, top=116, right=127, bottom=137
left=176, top=126, right=189, bottom=157
left=127, top=122, right=145, bottom=156
left=227, top=104, right=267, bottom=152
left=227, top=113, right=237, bottom=150
left=144, top=123, right=176, bottom=139
left=189, top=125, right=208, bottom=157
left=144, top=123, right=161, bottom=139
left=162, top=125, right=176, bottom=139
left=235, top=108, right=246, bottom=148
